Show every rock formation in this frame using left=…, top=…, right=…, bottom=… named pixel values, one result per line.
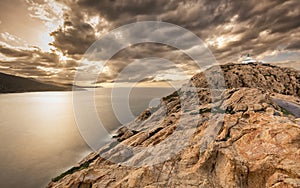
left=48, top=63, right=300, bottom=188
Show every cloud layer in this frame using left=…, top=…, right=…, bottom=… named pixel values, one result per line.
left=0, top=0, right=299, bottom=85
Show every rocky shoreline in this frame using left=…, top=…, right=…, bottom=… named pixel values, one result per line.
left=48, top=63, right=300, bottom=188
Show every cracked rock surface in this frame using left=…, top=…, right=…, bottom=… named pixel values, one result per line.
left=48, top=63, right=300, bottom=188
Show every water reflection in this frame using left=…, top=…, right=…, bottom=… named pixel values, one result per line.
left=0, top=92, right=91, bottom=188
left=0, top=88, right=174, bottom=188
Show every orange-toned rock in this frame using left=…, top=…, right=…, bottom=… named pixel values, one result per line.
left=48, top=63, right=300, bottom=188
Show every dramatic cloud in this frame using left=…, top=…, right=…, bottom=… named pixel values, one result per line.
left=0, top=42, right=77, bottom=84
left=0, top=0, right=299, bottom=85
left=50, top=21, right=97, bottom=55
left=55, top=0, right=300, bottom=59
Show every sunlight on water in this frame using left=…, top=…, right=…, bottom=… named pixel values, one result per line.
left=0, top=92, right=91, bottom=188
left=0, top=88, right=174, bottom=188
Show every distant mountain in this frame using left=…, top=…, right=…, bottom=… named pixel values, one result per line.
left=0, top=72, right=70, bottom=93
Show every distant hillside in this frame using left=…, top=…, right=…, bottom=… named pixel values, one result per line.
left=0, top=72, right=70, bottom=93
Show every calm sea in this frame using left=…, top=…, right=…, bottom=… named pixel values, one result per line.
left=0, top=87, right=174, bottom=188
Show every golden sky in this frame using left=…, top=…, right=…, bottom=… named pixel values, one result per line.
left=0, top=0, right=299, bottom=86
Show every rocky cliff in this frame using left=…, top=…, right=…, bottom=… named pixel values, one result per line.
left=48, top=63, right=300, bottom=188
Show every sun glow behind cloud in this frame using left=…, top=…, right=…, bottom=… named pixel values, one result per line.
left=38, top=32, right=55, bottom=51
left=26, top=0, right=65, bottom=29
left=26, top=0, right=66, bottom=52
left=37, top=66, right=61, bottom=74
left=206, top=34, right=241, bottom=49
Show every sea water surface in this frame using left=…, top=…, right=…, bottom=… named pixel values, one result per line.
left=0, top=87, right=174, bottom=188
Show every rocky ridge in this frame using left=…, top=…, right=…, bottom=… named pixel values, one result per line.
left=48, top=63, right=300, bottom=188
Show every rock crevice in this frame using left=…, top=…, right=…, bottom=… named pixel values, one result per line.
left=48, top=63, right=300, bottom=188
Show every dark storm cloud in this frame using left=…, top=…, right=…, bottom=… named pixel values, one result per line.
left=287, top=40, right=300, bottom=50
left=200, top=0, right=300, bottom=60
left=56, top=0, right=298, bottom=83
left=110, top=43, right=191, bottom=62
left=76, top=0, right=174, bottom=22
left=1, top=0, right=300, bottom=85
left=55, top=0, right=300, bottom=56
left=50, top=21, right=97, bottom=55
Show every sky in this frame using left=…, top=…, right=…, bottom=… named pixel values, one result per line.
left=0, top=0, right=299, bottom=86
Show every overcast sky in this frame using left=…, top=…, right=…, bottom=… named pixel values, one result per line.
left=0, top=0, right=299, bottom=86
